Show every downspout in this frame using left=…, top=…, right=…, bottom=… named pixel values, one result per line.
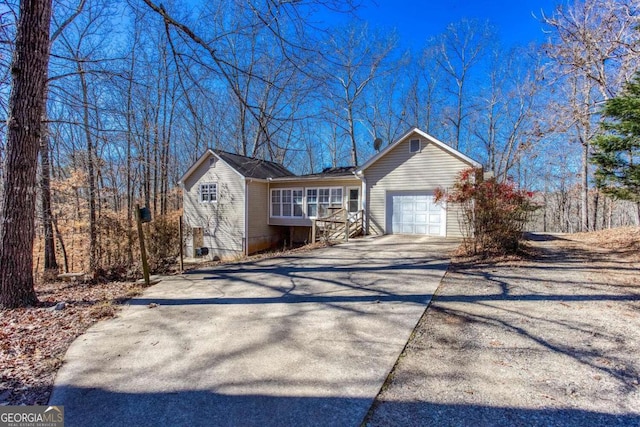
left=244, top=179, right=249, bottom=256
left=267, top=178, right=272, bottom=228
left=355, top=170, right=367, bottom=235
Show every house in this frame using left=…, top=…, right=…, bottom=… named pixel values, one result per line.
left=179, top=128, right=481, bottom=259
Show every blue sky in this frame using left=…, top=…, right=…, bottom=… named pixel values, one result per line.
left=354, top=0, right=564, bottom=48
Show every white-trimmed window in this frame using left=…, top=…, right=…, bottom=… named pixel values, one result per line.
left=200, top=183, right=217, bottom=203
left=307, top=189, right=318, bottom=217
left=307, top=187, right=343, bottom=218
left=271, top=188, right=303, bottom=218
left=410, top=139, right=421, bottom=153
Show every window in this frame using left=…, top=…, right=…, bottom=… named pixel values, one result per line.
left=282, top=190, right=292, bottom=216
left=307, top=187, right=343, bottom=218
left=306, top=189, right=317, bottom=217
left=293, top=190, right=303, bottom=216
left=200, top=183, right=217, bottom=202
left=410, top=139, right=420, bottom=153
left=348, top=188, right=360, bottom=213
left=330, top=188, right=342, bottom=204
left=271, top=190, right=281, bottom=216
left=317, top=188, right=329, bottom=217
left=271, top=188, right=303, bottom=218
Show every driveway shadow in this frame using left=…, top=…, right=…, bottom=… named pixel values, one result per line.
left=367, top=400, right=639, bottom=427
left=50, top=385, right=639, bottom=427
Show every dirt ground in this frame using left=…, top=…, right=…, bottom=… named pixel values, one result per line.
left=0, top=243, right=326, bottom=406
left=0, top=280, right=142, bottom=405
left=366, top=229, right=640, bottom=426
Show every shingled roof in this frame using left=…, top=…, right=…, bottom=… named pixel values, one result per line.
left=214, top=150, right=294, bottom=179
left=296, top=166, right=357, bottom=179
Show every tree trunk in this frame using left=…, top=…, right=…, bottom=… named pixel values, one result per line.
left=53, top=216, right=68, bottom=273
left=592, top=189, right=599, bottom=232
left=0, top=0, right=53, bottom=308
left=78, top=65, right=97, bottom=274
left=125, top=52, right=136, bottom=266
left=40, top=124, right=58, bottom=272
left=581, top=141, right=589, bottom=232
left=347, top=104, right=358, bottom=166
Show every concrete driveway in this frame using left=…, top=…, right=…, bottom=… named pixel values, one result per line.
left=50, top=235, right=457, bottom=427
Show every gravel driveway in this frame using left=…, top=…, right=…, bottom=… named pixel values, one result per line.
left=50, top=235, right=458, bottom=427
left=366, top=233, right=640, bottom=426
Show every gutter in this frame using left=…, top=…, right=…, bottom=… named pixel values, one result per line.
left=269, top=174, right=360, bottom=183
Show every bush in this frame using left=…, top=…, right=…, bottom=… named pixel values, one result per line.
left=146, top=212, right=180, bottom=271
left=435, top=168, right=538, bottom=256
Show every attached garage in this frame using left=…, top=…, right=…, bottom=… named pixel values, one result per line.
left=387, top=192, right=446, bottom=236
left=357, top=128, right=481, bottom=238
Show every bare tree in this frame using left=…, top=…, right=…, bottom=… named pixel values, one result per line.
left=0, top=0, right=53, bottom=307
left=140, top=0, right=356, bottom=162
left=40, top=0, right=87, bottom=274
left=541, top=0, right=640, bottom=231
left=433, top=19, right=494, bottom=151
left=403, top=48, right=445, bottom=135
left=320, top=23, right=397, bottom=166
left=363, top=67, right=407, bottom=155
left=471, top=46, right=544, bottom=180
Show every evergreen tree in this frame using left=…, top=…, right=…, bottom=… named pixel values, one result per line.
left=592, top=73, right=640, bottom=224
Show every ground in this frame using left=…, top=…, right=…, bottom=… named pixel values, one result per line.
left=0, top=243, right=325, bottom=406
left=0, top=280, right=141, bottom=405
left=49, top=235, right=454, bottom=426
left=1, top=228, right=638, bottom=425
left=365, top=227, right=640, bottom=426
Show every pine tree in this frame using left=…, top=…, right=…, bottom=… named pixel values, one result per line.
left=592, top=73, right=640, bottom=225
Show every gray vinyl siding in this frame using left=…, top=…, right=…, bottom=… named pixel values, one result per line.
left=246, top=181, right=283, bottom=253
left=363, top=135, right=472, bottom=237
left=182, top=154, right=245, bottom=259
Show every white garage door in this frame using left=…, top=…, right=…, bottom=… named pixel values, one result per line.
left=389, top=193, right=446, bottom=236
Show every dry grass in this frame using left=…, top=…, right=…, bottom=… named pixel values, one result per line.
left=570, top=226, right=640, bottom=262
left=0, top=280, right=141, bottom=405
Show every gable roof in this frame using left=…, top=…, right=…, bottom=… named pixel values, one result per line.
left=356, top=127, right=481, bottom=173
left=179, top=149, right=294, bottom=184
left=214, top=150, right=294, bottom=179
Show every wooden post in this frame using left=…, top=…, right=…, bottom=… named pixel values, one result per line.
left=311, top=220, right=316, bottom=244
left=136, top=204, right=150, bottom=286
left=179, top=215, right=184, bottom=273
left=289, top=226, right=294, bottom=249
left=344, top=210, right=349, bottom=242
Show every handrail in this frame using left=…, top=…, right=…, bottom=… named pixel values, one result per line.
left=316, top=208, right=347, bottom=224
left=312, top=209, right=363, bottom=243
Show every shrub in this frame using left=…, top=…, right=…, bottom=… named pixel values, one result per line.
left=435, top=168, right=538, bottom=256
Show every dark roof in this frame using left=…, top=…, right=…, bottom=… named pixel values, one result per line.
left=214, top=150, right=295, bottom=179
left=297, top=166, right=357, bottom=179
